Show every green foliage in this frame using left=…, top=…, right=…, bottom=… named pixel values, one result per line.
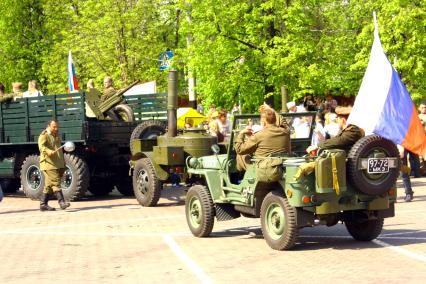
left=0, top=0, right=424, bottom=109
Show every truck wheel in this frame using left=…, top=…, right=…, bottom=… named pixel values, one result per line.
left=347, top=135, right=399, bottom=196
left=114, top=104, right=135, bottom=122
left=345, top=218, right=384, bottom=241
left=88, top=178, right=115, bottom=196
left=185, top=185, right=215, bottom=237
left=61, top=154, right=90, bottom=201
left=132, top=158, right=161, bottom=206
left=116, top=175, right=134, bottom=196
left=261, top=190, right=298, bottom=250
left=130, top=120, right=166, bottom=155
left=21, top=155, right=44, bottom=200
left=0, top=179, right=20, bottom=193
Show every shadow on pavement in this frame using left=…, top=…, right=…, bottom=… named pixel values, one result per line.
left=0, top=208, right=41, bottom=215
left=206, top=223, right=426, bottom=251
left=65, top=203, right=136, bottom=212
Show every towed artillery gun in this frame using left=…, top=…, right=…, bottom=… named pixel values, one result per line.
left=85, top=80, right=140, bottom=122
left=184, top=113, right=399, bottom=250
left=129, top=71, right=216, bottom=206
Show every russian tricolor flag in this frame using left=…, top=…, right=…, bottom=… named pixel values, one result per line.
left=67, top=50, right=79, bottom=93
left=347, top=13, right=426, bottom=156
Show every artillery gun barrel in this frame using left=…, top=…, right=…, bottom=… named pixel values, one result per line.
left=98, top=80, right=140, bottom=114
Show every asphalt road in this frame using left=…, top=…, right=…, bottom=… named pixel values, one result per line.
left=0, top=178, right=425, bottom=284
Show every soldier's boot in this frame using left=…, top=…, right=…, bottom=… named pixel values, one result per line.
left=55, top=191, right=70, bottom=210
left=40, top=192, right=56, bottom=211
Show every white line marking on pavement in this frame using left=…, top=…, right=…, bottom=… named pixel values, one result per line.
left=0, top=206, right=143, bottom=219
left=0, top=230, right=191, bottom=238
left=1, top=215, right=184, bottom=232
left=381, top=229, right=426, bottom=236
left=396, top=209, right=426, bottom=213
left=163, top=234, right=214, bottom=284
left=373, top=239, right=426, bottom=263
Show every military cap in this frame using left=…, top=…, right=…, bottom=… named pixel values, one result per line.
left=335, top=106, right=352, bottom=116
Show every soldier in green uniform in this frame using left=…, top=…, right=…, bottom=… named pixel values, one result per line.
left=307, top=106, right=364, bottom=154
left=235, top=108, right=291, bottom=171
left=102, top=76, right=116, bottom=102
left=38, top=120, right=70, bottom=211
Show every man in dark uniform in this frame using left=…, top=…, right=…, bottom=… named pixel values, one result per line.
left=235, top=108, right=291, bottom=171
left=38, top=120, right=70, bottom=211
left=307, top=106, right=364, bottom=153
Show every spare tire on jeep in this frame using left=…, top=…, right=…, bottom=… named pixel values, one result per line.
left=347, top=134, right=399, bottom=196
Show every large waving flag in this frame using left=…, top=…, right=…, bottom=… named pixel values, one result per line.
left=67, top=50, right=79, bottom=93
left=347, top=12, right=426, bottom=155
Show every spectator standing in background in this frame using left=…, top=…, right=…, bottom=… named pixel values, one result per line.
left=12, top=82, right=24, bottom=101
left=311, top=113, right=326, bottom=146
left=324, top=112, right=341, bottom=138
left=23, top=80, right=43, bottom=98
left=323, top=94, right=338, bottom=113
left=398, top=145, right=414, bottom=202
left=216, top=110, right=231, bottom=140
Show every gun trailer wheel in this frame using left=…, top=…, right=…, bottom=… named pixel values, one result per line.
left=132, top=158, right=161, bottom=207
left=261, top=190, right=298, bottom=250
left=185, top=185, right=215, bottom=237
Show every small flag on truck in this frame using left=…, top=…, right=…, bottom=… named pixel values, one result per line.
left=67, top=50, right=79, bottom=93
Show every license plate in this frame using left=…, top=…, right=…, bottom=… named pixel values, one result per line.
left=367, top=158, right=390, bottom=174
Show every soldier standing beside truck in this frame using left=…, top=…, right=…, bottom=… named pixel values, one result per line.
left=38, top=120, right=70, bottom=211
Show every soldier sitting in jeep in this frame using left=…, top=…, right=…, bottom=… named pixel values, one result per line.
left=234, top=108, right=290, bottom=171
left=307, top=106, right=365, bottom=154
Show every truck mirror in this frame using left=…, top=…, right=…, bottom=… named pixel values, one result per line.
left=211, top=144, right=220, bottom=154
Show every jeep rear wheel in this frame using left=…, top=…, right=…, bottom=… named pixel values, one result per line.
left=185, top=185, right=215, bottom=237
left=345, top=217, right=384, bottom=241
left=132, top=158, right=161, bottom=206
left=261, top=190, right=298, bottom=250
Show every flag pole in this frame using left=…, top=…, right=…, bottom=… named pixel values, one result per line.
left=373, top=11, right=379, bottom=38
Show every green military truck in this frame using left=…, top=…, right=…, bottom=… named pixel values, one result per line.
left=0, top=91, right=166, bottom=200
left=184, top=113, right=399, bottom=250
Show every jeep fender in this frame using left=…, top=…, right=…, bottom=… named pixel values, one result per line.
left=187, top=169, right=223, bottom=201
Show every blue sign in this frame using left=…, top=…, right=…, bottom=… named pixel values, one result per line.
left=159, top=51, right=174, bottom=71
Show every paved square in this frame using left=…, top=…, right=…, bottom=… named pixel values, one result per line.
left=1, top=178, right=425, bottom=283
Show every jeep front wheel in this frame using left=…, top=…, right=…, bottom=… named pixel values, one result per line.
left=261, top=190, right=298, bottom=250
left=185, top=185, right=215, bottom=237
left=132, top=158, right=161, bottom=206
left=345, top=217, right=384, bottom=241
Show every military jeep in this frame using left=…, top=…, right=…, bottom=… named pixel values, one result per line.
left=185, top=113, right=399, bottom=250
